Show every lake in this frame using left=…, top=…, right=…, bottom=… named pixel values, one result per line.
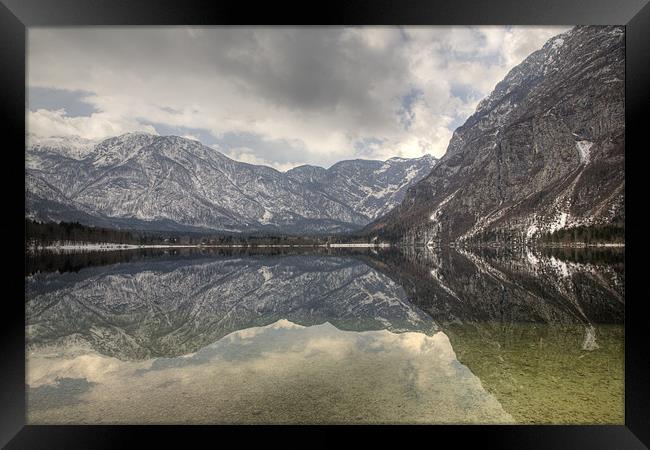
left=25, top=246, right=624, bottom=424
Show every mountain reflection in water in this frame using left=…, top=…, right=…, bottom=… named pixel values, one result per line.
left=26, top=246, right=624, bottom=424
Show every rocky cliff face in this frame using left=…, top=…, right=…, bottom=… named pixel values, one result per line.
left=26, top=133, right=436, bottom=234
left=367, top=26, right=624, bottom=244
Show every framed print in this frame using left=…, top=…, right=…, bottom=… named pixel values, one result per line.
left=1, top=0, right=648, bottom=447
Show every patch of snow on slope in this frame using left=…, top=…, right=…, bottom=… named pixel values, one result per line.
left=259, top=266, right=273, bottom=283
left=259, top=210, right=274, bottom=225
left=526, top=223, right=539, bottom=239
left=549, top=255, right=570, bottom=278
left=576, top=140, right=593, bottom=164
left=430, top=190, right=459, bottom=221
left=526, top=249, right=539, bottom=267
left=551, top=38, right=565, bottom=50
left=402, top=166, right=419, bottom=184
left=374, top=163, right=391, bottom=175
left=548, top=212, right=568, bottom=233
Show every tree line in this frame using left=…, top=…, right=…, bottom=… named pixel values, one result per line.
left=26, top=219, right=142, bottom=246
left=537, top=224, right=624, bottom=245
left=25, top=219, right=381, bottom=248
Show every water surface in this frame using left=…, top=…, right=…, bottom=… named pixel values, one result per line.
left=25, top=246, right=624, bottom=424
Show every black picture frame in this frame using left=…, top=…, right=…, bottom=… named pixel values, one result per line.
left=2, top=0, right=647, bottom=448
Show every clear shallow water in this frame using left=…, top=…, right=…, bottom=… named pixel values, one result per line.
left=25, top=247, right=624, bottom=424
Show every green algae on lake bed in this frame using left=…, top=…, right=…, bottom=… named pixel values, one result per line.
left=445, top=323, right=624, bottom=424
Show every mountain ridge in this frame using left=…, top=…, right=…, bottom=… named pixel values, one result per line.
left=26, top=132, right=437, bottom=234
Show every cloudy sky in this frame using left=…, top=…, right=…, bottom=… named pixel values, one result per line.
left=27, top=26, right=568, bottom=170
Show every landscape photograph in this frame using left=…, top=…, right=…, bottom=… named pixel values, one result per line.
left=25, top=25, right=624, bottom=424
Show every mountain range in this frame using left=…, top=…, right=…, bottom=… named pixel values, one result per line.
left=26, top=26, right=624, bottom=244
left=26, top=133, right=436, bottom=234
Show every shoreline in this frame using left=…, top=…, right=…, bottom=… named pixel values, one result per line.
left=27, top=242, right=393, bottom=252
left=532, top=243, right=625, bottom=248
left=425, top=242, right=625, bottom=249
left=26, top=241, right=624, bottom=253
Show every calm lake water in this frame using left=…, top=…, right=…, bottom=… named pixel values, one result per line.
left=25, top=246, right=624, bottom=424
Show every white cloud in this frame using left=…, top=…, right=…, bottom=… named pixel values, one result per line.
left=27, top=26, right=570, bottom=166
left=27, top=108, right=157, bottom=140
left=222, top=146, right=299, bottom=172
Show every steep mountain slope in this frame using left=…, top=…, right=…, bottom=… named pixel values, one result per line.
left=26, top=133, right=436, bottom=234
left=367, top=26, right=624, bottom=244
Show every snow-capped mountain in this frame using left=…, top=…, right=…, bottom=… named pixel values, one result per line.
left=26, top=133, right=100, bottom=160
left=26, top=255, right=437, bottom=360
left=368, top=26, right=624, bottom=244
left=25, top=133, right=436, bottom=234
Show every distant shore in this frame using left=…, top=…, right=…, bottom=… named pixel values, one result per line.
left=27, top=241, right=624, bottom=253
left=27, top=242, right=393, bottom=252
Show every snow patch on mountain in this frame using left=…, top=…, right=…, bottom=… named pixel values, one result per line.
left=551, top=38, right=565, bottom=50
left=430, top=190, right=459, bottom=222
left=548, top=212, right=569, bottom=233
left=575, top=140, right=593, bottom=164
left=259, top=210, right=274, bottom=225
left=27, top=134, right=101, bottom=160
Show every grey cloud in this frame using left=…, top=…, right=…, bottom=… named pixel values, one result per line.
left=354, top=137, right=388, bottom=159
left=150, top=125, right=377, bottom=169
left=215, top=131, right=314, bottom=167
left=27, top=26, right=568, bottom=164
left=145, top=122, right=317, bottom=168
left=30, top=27, right=407, bottom=129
